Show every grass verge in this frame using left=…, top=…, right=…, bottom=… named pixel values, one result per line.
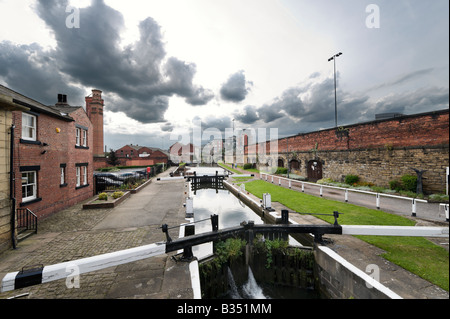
left=218, top=162, right=242, bottom=174
left=244, top=180, right=449, bottom=291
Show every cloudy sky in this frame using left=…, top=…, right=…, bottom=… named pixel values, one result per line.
left=0, top=0, right=448, bottom=150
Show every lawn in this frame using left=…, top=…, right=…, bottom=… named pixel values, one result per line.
left=244, top=180, right=449, bottom=291
left=218, top=162, right=242, bottom=174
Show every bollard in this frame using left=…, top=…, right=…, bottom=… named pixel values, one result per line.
left=289, top=180, right=292, bottom=189
left=320, top=185, right=323, bottom=197
left=345, top=189, right=348, bottom=202
left=302, top=182, right=305, bottom=192
left=185, top=197, right=194, bottom=218
left=278, top=177, right=281, bottom=186
left=263, top=193, right=272, bottom=209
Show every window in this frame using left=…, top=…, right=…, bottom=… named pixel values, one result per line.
left=22, top=171, right=37, bottom=202
left=76, top=164, right=89, bottom=189
left=61, top=167, right=65, bottom=185
left=82, top=129, right=87, bottom=147
left=82, top=166, right=87, bottom=185
left=76, top=128, right=81, bottom=146
left=60, top=164, right=67, bottom=187
left=76, top=127, right=88, bottom=148
left=22, top=113, right=36, bottom=141
left=76, top=166, right=81, bottom=187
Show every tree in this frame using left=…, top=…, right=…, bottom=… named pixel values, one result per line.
left=107, top=149, right=121, bottom=166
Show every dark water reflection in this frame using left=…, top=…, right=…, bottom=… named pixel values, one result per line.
left=191, top=187, right=264, bottom=259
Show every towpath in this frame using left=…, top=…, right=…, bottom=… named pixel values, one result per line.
left=0, top=168, right=192, bottom=299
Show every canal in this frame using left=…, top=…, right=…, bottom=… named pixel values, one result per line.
left=186, top=167, right=320, bottom=299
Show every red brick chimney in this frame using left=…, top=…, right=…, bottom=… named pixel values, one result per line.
left=86, top=89, right=104, bottom=157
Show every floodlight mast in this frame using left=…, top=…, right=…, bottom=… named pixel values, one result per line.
left=328, top=52, right=342, bottom=127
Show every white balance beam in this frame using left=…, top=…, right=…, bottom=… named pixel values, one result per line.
left=342, top=225, right=449, bottom=238
left=1, top=242, right=166, bottom=293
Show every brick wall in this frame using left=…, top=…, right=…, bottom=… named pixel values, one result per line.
left=275, top=110, right=449, bottom=152
left=246, top=110, right=450, bottom=194
left=13, top=107, right=93, bottom=220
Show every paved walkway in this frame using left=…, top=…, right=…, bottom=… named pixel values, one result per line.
left=0, top=168, right=192, bottom=299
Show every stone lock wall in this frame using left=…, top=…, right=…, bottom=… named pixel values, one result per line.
left=278, top=145, right=449, bottom=194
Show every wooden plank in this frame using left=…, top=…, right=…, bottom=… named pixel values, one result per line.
left=342, top=225, right=449, bottom=237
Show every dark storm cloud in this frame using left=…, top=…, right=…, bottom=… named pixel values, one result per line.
left=371, top=86, right=449, bottom=115
left=0, top=41, right=85, bottom=105
left=161, top=122, right=174, bottom=132
left=0, top=0, right=213, bottom=123
left=220, top=70, right=252, bottom=102
left=233, top=72, right=448, bottom=138
left=234, top=105, right=259, bottom=124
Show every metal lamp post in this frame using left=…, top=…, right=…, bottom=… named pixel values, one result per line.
left=328, top=52, right=343, bottom=128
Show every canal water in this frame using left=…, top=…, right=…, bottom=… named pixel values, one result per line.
left=187, top=167, right=320, bottom=299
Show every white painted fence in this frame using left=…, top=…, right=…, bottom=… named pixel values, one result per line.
left=260, top=173, right=430, bottom=217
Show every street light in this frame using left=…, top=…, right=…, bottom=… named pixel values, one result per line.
left=328, top=52, right=343, bottom=128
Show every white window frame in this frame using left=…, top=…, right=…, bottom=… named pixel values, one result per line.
left=60, top=167, right=65, bottom=185
left=76, top=128, right=81, bottom=146
left=82, top=129, right=87, bottom=147
left=76, top=165, right=88, bottom=187
left=22, top=113, right=36, bottom=141
left=76, top=166, right=81, bottom=187
left=21, top=171, right=37, bottom=202
left=82, top=166, right=87, bottom=185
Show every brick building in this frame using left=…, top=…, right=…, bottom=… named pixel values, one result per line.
left=244, top=109, right=449, bottom=194
left=114, top=144, right=168, bottom=166
left=0, top=93, right=29, bottom=253
left=0, top=84, right=97, bottom=252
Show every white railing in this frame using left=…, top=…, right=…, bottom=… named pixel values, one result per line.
left=259, top=172, right=429, bottom=216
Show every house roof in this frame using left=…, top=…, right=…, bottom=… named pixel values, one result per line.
left=0, top=84, right=75, bottom=122
left=117, top=144, right=169, bottom=156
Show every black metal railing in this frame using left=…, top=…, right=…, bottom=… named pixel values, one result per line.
left=16, top=208, right=38, bottom=235
left=94, top=164, right=165, bottom=194
left=162, top=210, right=343, bottom=260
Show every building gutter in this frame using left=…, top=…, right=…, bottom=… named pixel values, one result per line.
left=10, top=124, right=16, bottom=249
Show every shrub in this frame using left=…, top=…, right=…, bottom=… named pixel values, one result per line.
left=389, top=180, right=403, bottom=191
left=401, top=175, right=417, bottom=193
left=344, top=174, right=359, bottom=185
left=275, top=167, right=288, bottom=174
left=112, top=191, right=124, bottom=199
left=243, top=163, right=253, bottom=170
left=98, top=193, right=108, bottom=200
